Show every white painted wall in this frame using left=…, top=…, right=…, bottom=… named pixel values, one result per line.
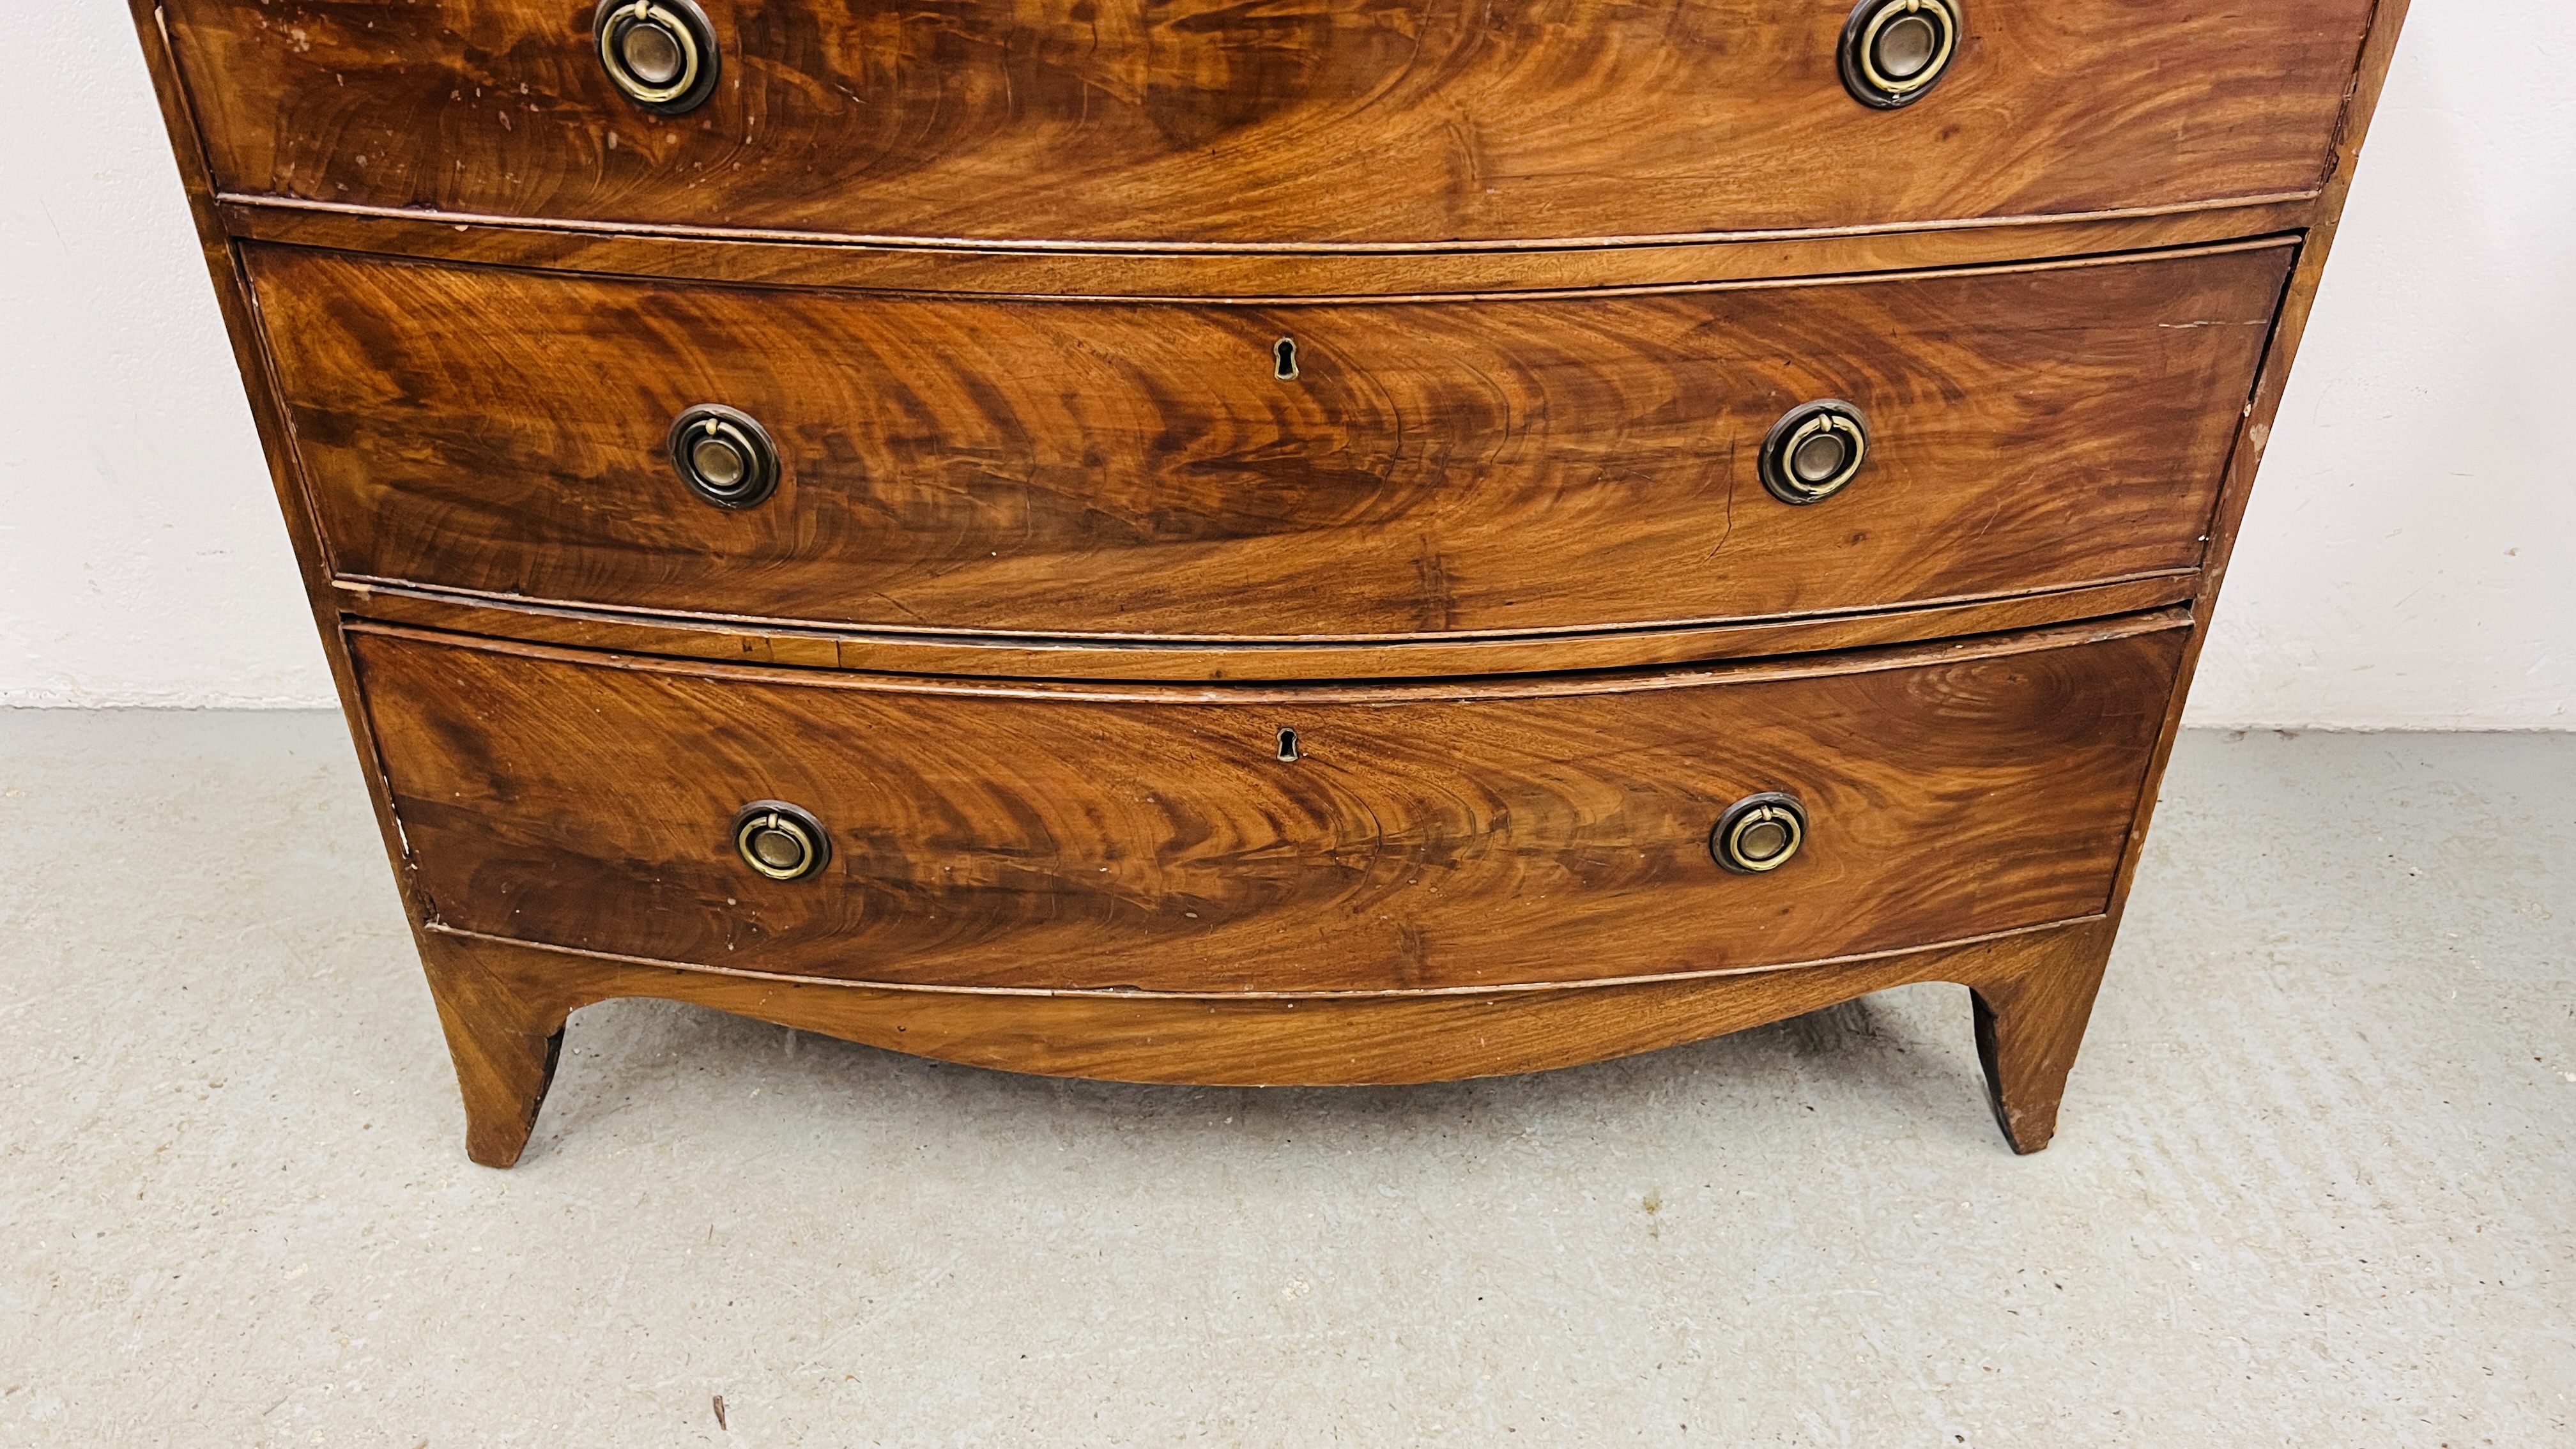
left=2195, top=3, right=2576, bottom=730
left=1, top=6, right=317, bottom=707
left=3, top=4, right=2570, bottom=724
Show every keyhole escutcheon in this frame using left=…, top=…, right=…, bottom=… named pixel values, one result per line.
left=1273, top=337, right=1300, bottom=380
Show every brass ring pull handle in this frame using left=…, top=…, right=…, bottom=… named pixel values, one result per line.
left=1759, top=400, right=1869, bottom=505
left=668, top=404, right=781, bottom=509
left=732, top=801, right=830, bottom=882
left=1712, top=793, right=1808, bottom=874
left=1841, top=0, right=1962, bottom=109
left=595, top=0, right=721, bottom=115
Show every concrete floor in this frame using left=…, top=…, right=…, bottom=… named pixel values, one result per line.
left=0, top=714, right=2568, bottom=1446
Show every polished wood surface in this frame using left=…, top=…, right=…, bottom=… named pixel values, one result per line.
left=219, top=194, right=2319, bottom=298
left=336, top=572, right=2196, bottom=682
left=349, top=614, right=2186, bottom=994
left=420, top=916, right=2118, bottom=1165
left=128, top=0, right=2415, bottom=1160
left=167, top=0, right=2373, bottom=245
left=260, top=241, right=2288, bottom=641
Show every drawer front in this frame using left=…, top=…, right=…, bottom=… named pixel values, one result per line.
left=353, top=617, right=2187, bottom=993
left=263, top=243, right=2289, bottom=640
left=171, top=0, right=2372, bottom=245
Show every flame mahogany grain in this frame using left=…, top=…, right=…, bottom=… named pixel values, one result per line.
left=125, top=0, right=2415, bottom=1163
left=349, top=615, right=2187, bottom=995
left=256, top=241, right=2290, bottom=640
left=165, top=0, right=2373, bottom=245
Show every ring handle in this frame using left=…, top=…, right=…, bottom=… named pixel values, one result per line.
left=732, top=801, right=830, bottom=882
left=596, top=0, right=721, bottom=115
left=668, top=404, right=781, bottom=510
left=1759, top=400, right=1870, bottom=505
left=1712, top=793, right=1808, bottom=874
left=1841, top=0, right=1963, bottom=110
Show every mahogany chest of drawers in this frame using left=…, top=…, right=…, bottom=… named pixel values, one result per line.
left=132, top=0, right=2409, bottom=1164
